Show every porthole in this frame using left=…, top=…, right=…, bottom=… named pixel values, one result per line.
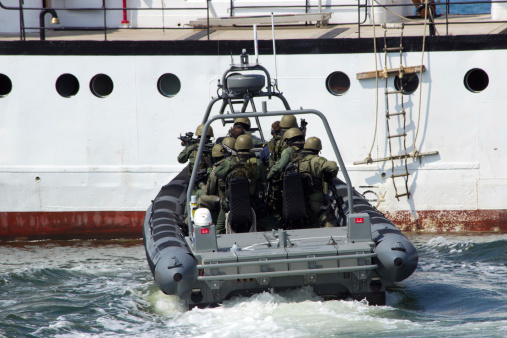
left=157, top=73, right=181, bottom=97
left=56, top=73, right=79, bottom=98
left=394, top=73, right=419, bottom=94
left=464, top=68, right=488, bottom=93
left=90, top=74, right=114, bottom=98
left=0, top=74, right=12, bottom=97
left=326, top=71, right=350, bottom=96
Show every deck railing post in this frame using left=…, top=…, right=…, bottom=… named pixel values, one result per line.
left=18, top=0, right=25, bottom=40
left=122, top=0, right=129, bottom=24
left=102, top=0, right=108, bottom=40
left=207, top=0, right=210, bottom=40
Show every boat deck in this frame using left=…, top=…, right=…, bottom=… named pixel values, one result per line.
left=1, top=14, right=506, bottom=41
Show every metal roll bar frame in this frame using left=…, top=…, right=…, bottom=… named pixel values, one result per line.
left=187, top=108, right=355, bottom=235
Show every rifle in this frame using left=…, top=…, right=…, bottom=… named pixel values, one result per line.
left=178, top=132, right=197, bottom=147
left=200, top=143, right=215, bottom=168
left=221, top=142, right=237, bottom=156
left=299, top=118, right=308, bottom=136
left=195, top=168, right=209, bottom=183
left=202, top=143, right=214, bottom=154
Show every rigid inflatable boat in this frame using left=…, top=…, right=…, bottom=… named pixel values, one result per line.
left=143, top=54, right=418, bottom=308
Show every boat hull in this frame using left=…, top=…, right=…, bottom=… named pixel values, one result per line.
left=143, top=168, right=418, bottom=307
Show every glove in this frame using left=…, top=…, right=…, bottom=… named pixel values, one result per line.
left=220, top=197, right=230, bottom=212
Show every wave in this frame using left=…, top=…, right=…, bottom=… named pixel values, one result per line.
left=419, top=235, right=507, bottom=263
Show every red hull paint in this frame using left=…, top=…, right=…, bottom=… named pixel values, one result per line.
left=386, top=209, right=507, bottom=232
left=1, top=209, right=506, bottom=240
left=0, top=211, right=145, bottom=241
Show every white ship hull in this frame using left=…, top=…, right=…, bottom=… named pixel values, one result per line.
left=1, top=1, right=507, bottom=238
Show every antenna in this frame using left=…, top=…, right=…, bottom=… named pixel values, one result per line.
left=271, top=13, right=278, bottom=88
left=253, top=24, right=259, bottom=64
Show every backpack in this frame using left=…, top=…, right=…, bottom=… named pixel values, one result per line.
left=289, top=151, right=320, bottom=193
left=226, top=154, right=257, bottom=196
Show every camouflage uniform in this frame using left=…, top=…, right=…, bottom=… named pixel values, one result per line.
left=196, top=143, right=230, bottom=226
left=269, top=115, right=298, bottom=169
left=214, top=135, right=267, bottom=233
left=267, top=143, right=304, bottom=181
left=179, top=125, right=214, bottom=222
left=266, top=127, right=304, bottom=223
left=289, top=137, right=338, bottom=227
left=267, top=134, right=283, bottom=168
left=177, top=143, right=213, bottom=179
left=178, top=124, right=214, bottom=176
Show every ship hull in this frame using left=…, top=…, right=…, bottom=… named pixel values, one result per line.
left=1, top=37, right=507, bottom=238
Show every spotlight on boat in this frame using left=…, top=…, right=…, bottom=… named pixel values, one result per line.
left=51, top=17, right=60, bottom=25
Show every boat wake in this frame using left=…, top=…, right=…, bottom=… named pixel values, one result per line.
left=149, top=286, right=422, bottom=337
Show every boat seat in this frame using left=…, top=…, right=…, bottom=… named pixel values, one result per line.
left=228, top=175, right=254, bottom=233
left=282, top=169, right=309, bottom=229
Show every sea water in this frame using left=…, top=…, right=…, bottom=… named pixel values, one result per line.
left=1, top=233, right=506, bottom=337
left=435, top=0, right=491, bottom=15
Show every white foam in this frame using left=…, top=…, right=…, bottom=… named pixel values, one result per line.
left=149, top=290, right=187, bottom=316
left=159, top=288, right=419, bottom=337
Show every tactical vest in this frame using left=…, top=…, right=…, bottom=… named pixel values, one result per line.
left=272, top=136, right=288, bottom=166
left=289, top=151, right=324, bottom=192
left=268, top=135, right=282, bottom=167
left=226, top=153, right=258, bottom=196
left=189, top=144, right=213, bottom=176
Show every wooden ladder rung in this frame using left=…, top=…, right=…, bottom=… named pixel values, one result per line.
left=387, top=111, right=405, bottom=117
left=353, top=150, right=439, bottom=165
left=356, top=65, right=425, bottom=80
left=387, top=133, right=407, bottom=139
left=385, top=90, right=404, bottom=95
left=392, top=173, right=410, bottom=178
left=384, top=47, right=403, bottom=52
left=395, top=192, right=410, bottom=198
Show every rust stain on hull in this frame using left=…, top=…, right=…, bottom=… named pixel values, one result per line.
left=0, top=211, right=145, bottom=241
left=385, top=209, right=507, bottom=232
left=1, top=209, right=506, bottom=240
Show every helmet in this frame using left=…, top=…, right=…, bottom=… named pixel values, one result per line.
left=195, top=124, right=214, bottom=137
left=280, top=115, right=298, bottom=129
left=212, top=144, right=225, bottom=158
left=304, top=137, right=322, bottom=151
left=233, top=117, right=251, bottom=130
left=194, top=208, right=213, bottom=227
left=235, top=134, right=254, bottom=151
left=282, top=127, right=303, bottom=142
left=222, top=137, right=236, bottom=151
